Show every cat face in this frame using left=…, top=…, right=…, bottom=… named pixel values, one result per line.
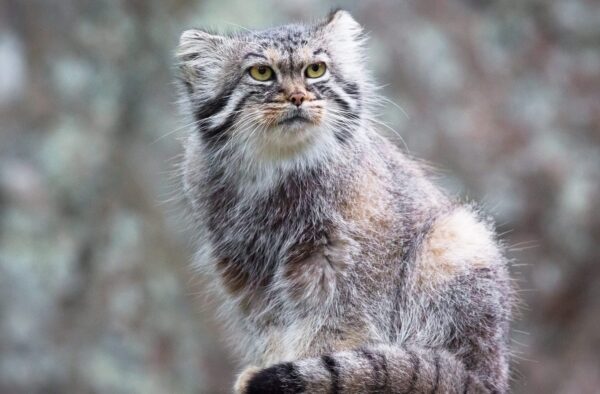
left=177, top=10, right=370, bottom=160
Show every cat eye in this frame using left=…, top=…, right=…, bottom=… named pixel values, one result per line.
left=249, top=65, right=274, bottom=81
left=305, top=62, right=327, bottom=78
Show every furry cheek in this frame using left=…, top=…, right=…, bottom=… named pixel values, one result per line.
left=261, top=108, right=286, bottom=127
left=307, top=105, right=325, bottom=125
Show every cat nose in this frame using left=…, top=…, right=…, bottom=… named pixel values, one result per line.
left=288, top=92, right=306, bottom=107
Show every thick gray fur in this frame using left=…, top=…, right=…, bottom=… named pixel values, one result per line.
left=175, top=10, right=513, bottom=394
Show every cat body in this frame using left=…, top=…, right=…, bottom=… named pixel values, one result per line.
left=177, top=10, right=512, bottom=393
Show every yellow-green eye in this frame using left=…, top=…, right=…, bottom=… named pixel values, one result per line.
left=249, top=65, right=273, bottom=81
left=305, top=62, right=326, bottom=78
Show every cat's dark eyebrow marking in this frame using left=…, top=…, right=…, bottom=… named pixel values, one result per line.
left=313, top=48, right=327, bottom=56
left=244, top=52, right=267, bottom=60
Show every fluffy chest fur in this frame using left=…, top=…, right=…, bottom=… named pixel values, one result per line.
left=200, top=149, right=391, bottom=306
left=185, top=134, right=446, bottom=365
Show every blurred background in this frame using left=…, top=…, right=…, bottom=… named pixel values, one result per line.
left=0, top=0, right=599, bottom=393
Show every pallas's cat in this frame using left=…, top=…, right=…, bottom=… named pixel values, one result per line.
left=176, top=10, right=512, bottom=394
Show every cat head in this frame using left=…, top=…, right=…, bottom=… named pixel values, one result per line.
left=177, top=10, right=372, bottom=163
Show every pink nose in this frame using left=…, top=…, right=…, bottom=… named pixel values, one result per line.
left=288, top=92, right=306, bottom=107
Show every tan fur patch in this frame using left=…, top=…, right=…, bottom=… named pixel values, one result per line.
left=261, top=108, right=285, bottom=127
left=283, top=237, right=354, bottom=303
left=261, top=333, right=286, bottom=366
left=280, top=77, right=307, bottom=98
left=216, top=258, right=269, bottom=315
left=342, top=169, right=392, bottom=232
left=216, top=258, right=250, bottom=295
left=263, top=47, right=281, bottom=65
left=328, top=328, right=371, bottom=353
left=415, top=207, right=500, bottom=289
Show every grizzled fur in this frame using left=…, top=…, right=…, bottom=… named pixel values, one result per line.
left=176, top=10, right=512, bottom=394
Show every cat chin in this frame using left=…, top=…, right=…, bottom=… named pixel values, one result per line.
left=249, top=123, right=330, bottom=161
left=269, top=121, right=317, bottom=140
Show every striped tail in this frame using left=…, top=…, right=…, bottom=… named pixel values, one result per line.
left=236, top=344, right=493, bottom=394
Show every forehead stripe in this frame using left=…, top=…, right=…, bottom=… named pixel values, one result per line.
left=243, top=52, right=267, bottom=61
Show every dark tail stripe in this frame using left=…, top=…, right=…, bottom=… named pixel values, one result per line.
left=278, top=362, right=305, bottom=394
left=359, top=349, right=378, bottom=391
left=405, top=349, right=420, bottom=393
left=359, top=349, right=388, bottom=392
left=246, top=362, right=304, bottom=394
left=463, top=374, right=471, bottom=394
left=431, top=352, right=441, bottom=394
left=380, top=350, right=389, bottom=392
left=322, top=355, right=340, bottom=394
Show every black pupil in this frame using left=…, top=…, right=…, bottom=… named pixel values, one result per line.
left=312, top=64, right=319, bottom=71
left=258, top=67, right=266, bottom=74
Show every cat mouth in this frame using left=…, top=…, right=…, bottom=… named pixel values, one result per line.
left=277, top=109, right=313, bottom=126
left=278, top=115, right=311, bottom=125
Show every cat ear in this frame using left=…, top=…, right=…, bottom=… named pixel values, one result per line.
left=319, top=10, right=366, bottom=74
left=179, top=29, right=224, bottom=50
left=177, top=29, right=225, bottom=65
left=321, top=9, right=363, bottom=40
left=176, top=29, right=227, bottom=94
